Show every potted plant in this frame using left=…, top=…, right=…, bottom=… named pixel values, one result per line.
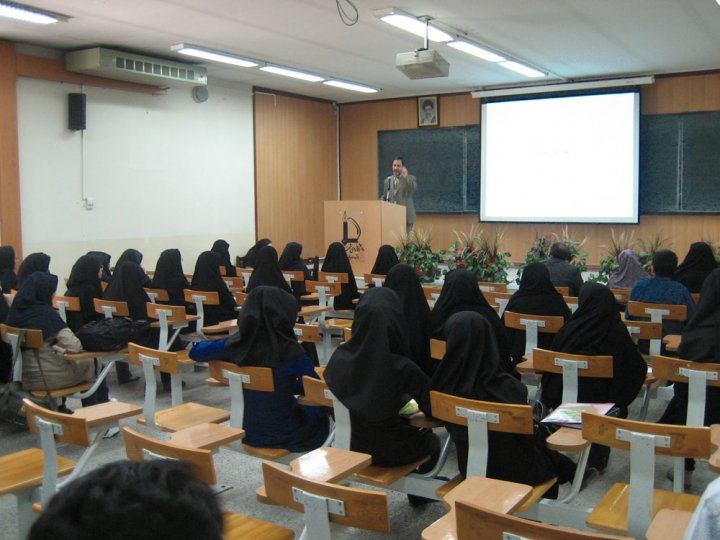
left=637, top=231, right=672, bottom=272
left=516, top=227, right=588, bottom=283
left=396, top=229, right=445, bottom=283
left=588, top=229, right=636, bottom=284
left=447, top=225, right=511, bottom=284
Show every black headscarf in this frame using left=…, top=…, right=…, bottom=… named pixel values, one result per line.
left=430, top=270, right=512, bottom=369
left=674, top=242, right=717, bottom=293
left=503, top=262, right=571, bottom=364
left=65, top=254, right=103, bottom=331
left=325, top=287, right=427, bottom=422
left=17, top=253, right=51, bottom=287
left=432, top=311, right=527, bottom=403
left=0, top=246, right=17, bottom=293
left=103, top=261, right=151, bottom=320
left=371, top=245, right=400, bottom=275
left=246, top=246, right=292, bottom=294
left=150, top=249, right=189, bottom=306
left=7, top=272, right=66, bottom=339
left=659, top=268, right=720, bottom=426
left=279, top=242, right=311, bottom=298
left=321, top=242, right=359, bottom=310
left=211, top=239, right=237, bottom=277
left=113, top=249, right=151, bottom=287
left=223, top=286, right=303, bottom=367
left=87, top=251, right=112, bottom=282
left=243, top=239, right=272, bottom=268
left=544, top=283, right=647, bottom=409
left=384, top=264, right=433, bottom=375
left=190, top=251, right=237, bottom=324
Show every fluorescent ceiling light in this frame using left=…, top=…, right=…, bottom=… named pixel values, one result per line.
left=375, top=8, right=452, bottom=43
left=499, top=61, right=545, bottom=78
left=260, top=65, right=324, bottom=82
left=171, top=44, right=258, bottom=67
left=323, top=80, right=379, bottom=93
left=471, top=76, right=655, bottom=99
left=0, top=1, right=62, bottom=24
left=447, top=40, right=505, bottom=63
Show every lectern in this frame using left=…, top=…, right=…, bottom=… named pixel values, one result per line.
left=323, top=200, right=406, bottom=275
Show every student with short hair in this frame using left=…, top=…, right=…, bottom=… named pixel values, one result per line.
left=542, top=242, right=583, bottom=296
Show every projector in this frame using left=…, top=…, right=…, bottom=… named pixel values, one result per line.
left=395, top=49, right=450, bottom=79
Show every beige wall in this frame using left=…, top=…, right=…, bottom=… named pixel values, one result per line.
left=338, top=75, right=720, bottom=265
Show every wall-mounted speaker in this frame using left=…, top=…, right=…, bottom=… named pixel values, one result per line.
left=68, top=93, right=86, bottom=131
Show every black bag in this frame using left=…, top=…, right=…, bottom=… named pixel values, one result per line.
left=76, top=317, right=152, bottom=352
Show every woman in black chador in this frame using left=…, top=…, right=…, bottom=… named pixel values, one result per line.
left=370, top=244, right=399, bottom=276
left=320, top=242, right=359, bottom=310
left=17, top=252, right=51, bottom=287
left=65, top=254, right=104, bottom=332
left=673, top=241, right=717, bottom=294
left=190, top=251, right=237, bottom=326
left=211, top=239, right=237, bottom=277
left=279, top=242, right=312, bottom=300
left=150, top=249, right=189, bottom=307
left=246, top=245, right=293, bottom=294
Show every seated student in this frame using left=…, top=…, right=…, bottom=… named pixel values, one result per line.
left=658, top=268, right=720, bottom=482
left=0, top=292, right=9, bottom=382
left=242, top=238, right=272, bottom=269
left=278, top=241, right=312, bottom=300
left=0, top=245, right=17, bottom=293
left=189, top=251, right=237, bottom=326
left=211, top=239, right=237, bottom=277
left=190, top=286, right=328, bottom=451
left=674, top=241, right=717, bottom=294
left=320, top=242, right=359, bottom=310
left=86, top=250, right=112, bottom=283
left=607, top=249, right=650, bottom=290
left=543, top=283, right=647, bottom=470
left=6, top=272, right=105, bottom=405
left=427, top=311, right=575, bottom=496
left=628, top=249, right=696, bottom=336
left=150, top=248, right=189, bottom=307
left=17, top=252, right=51, bottom=288
left=370, top=244, right=399, bottom=276
left=682, top=475, right=720, bottom=539
left=542, top=242, right=583, bottom=296
left=503, top=262, right=571, bottom=365
left=429, top=269, right=513, bottom=371
left=29, top=460, right=224, bottom=540
left=103, top=261, right=153, bottom=384
left=65, top=254, right=104, bottom=332
left=384, top=264, right=434, bottom=376
left=112, top=248, right=151, bottom=287
left=324, top=288, right=440, bottom=471
left=246, top=245, right=293, bottom=294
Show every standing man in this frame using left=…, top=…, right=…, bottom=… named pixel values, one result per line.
left=382, top=157, right=417, bottom=233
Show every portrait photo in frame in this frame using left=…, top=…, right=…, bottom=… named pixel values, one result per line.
left=418, top=96, right=438, bottom=127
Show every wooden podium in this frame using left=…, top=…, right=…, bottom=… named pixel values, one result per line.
left=323, top=200, right=406, bottom=275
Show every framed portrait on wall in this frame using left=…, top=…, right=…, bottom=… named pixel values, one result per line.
left=418, top=96, right=438, bottom=127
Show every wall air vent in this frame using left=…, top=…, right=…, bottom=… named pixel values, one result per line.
left=66, top=47, right=208, bottom=87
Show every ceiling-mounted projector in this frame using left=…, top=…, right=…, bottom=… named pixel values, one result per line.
left=396, top=49, right=449, bottom=79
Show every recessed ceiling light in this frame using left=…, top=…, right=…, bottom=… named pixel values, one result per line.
left=447, top=40, right=506, bottom=63
left=260, top=65, right=324, bottom=82
left=375, top=8, right=452, bottom=43
left=499, top=61, right=546, bottom=78
left=171, top=44, right=258, bottom=68
left=323, top=80, right=379, bottom=93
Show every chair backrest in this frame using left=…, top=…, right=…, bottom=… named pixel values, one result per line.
left=306, top=281, right=341, bottom=309
left=611, top=288, right=632, bottom=304
left=128, top=342, right=182, bottom=375
left=93, top=298, right=129, bottom=318
left=627, top=301, right=687, bottom=323
left=122, top=426, right=216, bottom=485
left=422, top=286, right=442, bottom=303
left=430, top=338, right=446, bottom=360
left=262, top=461, right=389, bottom=538
left=143, top=287, right=169, bottom=303
left=219, top=265, right=227, bottom=276
left=183, top=289, right=221, bottom=332
left=128, top=342, right=185, bottom=424
left=554, top=286, right=570, bottom=296
left=342, top=328, right=351, bottom=342
left=208, top=361, right=274, bottom=431
left=282, top=270, right=306, bottom=286
left=318, top=271, right=349, bottom=284
left=239, top=269, right=253, bottom=289
left=222, top=276, right=245, bottom=289
left=294, top=323, right=321, bottom=343
left=581, top=411, right=711, bottom=538
left=301, top=375, right=351, bottom=450
left=429, top=390, right=533, bottom=477
left=233, top=291, right=247, bottom=305
left=477, top=281, right=508, bottom=293
left=622, top=318, right=663, bottom=355
left=651, top=355, right=720, bottom=426
left=482, top=290, right=513, bottom=316
left=1, top=324, right=44, bottom=382
left=503, top=311, right=565, bottom=356
left=363, top=273, right=386, bottom=287
left=146, top=302, right=188, bottom=324
left=455, top=500, right=631, bottom=540
left=52, top=295, right=81, bottom=322
left=563, top=295, right=579, bottom=313
left=533, top=348, right=613, bottom=403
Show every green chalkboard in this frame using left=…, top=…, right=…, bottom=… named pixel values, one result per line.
left=378, top=125, right=480, bottom=213
left=641, top=111, right=720, bottom=213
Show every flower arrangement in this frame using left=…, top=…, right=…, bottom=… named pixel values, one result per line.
left=447, top=225, right=511, bottom=283
left=396, top=228, right=445, bottom=283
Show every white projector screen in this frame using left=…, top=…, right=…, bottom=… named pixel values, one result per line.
left=480, top=91, right=640, bottom=223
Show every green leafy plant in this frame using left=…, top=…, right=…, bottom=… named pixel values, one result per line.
left=447, top=226, right=511, bottom=283
left=637, top=231, right=672, bottom=271
left=588, top=229, right=636, bottom=284
left=516, top=228, right=588, bottom=284
left=396, top=228, right=445, bottom=283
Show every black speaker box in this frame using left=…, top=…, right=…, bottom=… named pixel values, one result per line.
left=68, top=93, right=86, bottom=131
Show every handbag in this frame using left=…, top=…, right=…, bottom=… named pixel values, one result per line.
left=76, top=317, right=152, bottom=352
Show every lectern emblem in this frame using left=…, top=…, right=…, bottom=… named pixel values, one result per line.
left=341, top=212, right=364, bottom=260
